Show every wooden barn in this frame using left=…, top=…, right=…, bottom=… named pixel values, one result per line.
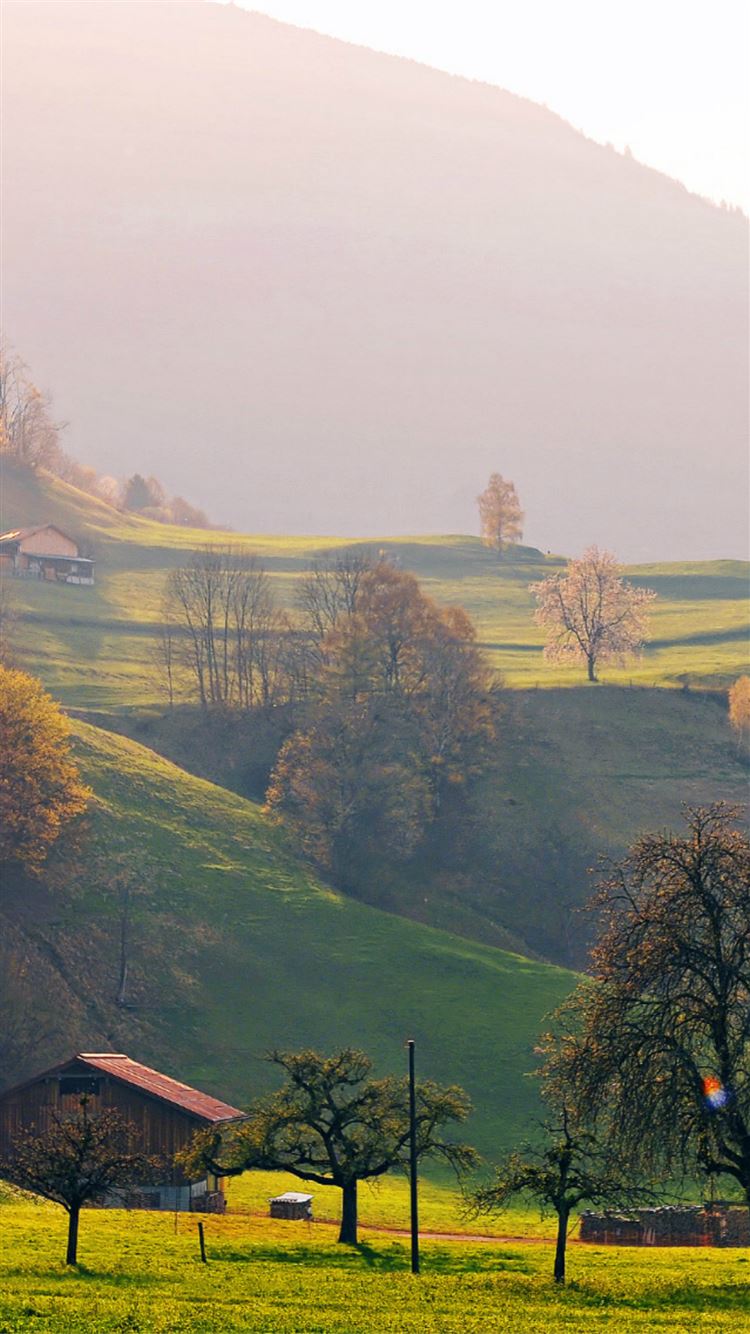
left=0, top=1053, right=245, bottom=1211
left=0, top=524, right=95, bottom=585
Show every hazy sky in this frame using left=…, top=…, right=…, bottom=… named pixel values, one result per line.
left=214, top=0, right=749, bottom=212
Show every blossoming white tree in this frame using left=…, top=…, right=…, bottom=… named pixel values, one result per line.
left=530, top=547, right=656, bottom=682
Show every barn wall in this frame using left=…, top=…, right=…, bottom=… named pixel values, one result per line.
left=0, top=1074, right=204, bottom=1181
left=18, top=528, right=78, bottom=557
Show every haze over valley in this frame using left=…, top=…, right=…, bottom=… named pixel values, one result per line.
left=3, top=0, right=748, bottom=559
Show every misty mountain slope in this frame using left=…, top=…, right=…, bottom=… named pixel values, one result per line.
left=3, top=1, right=748, bottom=559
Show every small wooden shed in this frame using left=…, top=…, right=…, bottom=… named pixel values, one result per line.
left=0, top=1053, right=245, bottom=1211
left=269, top=1191, right=313, bottom=1220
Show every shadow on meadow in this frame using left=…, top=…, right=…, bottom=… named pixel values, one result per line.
left=0, top=1263, right=167, bottom=1288
left=567, top=1273, right=750, bottom=1316
left=212, top=1237, right=534, bottom=1276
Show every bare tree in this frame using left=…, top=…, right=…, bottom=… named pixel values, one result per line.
left=152, top=607, right=179, bottom=708
left=530, top=546, right=656, bottom=682
left=299, top=551, right=373, bottom=640
left=0, top=343, right=62, bottom=471
left=162, top=547, right=289, bottom=711
left=477, top=474, right=524, bottom=556
left=0, top=939, right=61, bottom=1090
left=471, top=1102, right=655, bottom=1283
left=1, top=1098, right=158, bottom=1264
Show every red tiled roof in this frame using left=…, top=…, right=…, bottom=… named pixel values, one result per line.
left=75, top=1054, right=245, bottom=1123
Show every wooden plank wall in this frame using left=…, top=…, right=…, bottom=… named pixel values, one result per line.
left=0, top=1076, right=204, bottom=1182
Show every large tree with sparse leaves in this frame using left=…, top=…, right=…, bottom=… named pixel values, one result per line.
left=541, top=805, right=750, bottom=1213
left=0, top=1097, right=158, bottom=1264
left=530, top=546, right=655, bottom=681
left=179, top=1047, right=477, bottom=1245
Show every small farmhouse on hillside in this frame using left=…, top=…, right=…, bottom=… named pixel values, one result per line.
left=0, top=1053, right=244, bottom=1211
left=0, top=525, right=95, bottom=585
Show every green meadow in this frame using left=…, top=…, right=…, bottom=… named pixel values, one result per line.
left=1, top=1185, right=749, bottom=1333
left=2, top=466, right=747, bottom=710
left=32, top=718, right=574, bottom=1159
left=2, top=466, right=749, bottom=1331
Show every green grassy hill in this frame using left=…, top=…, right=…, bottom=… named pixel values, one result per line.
left=2, top=718, right=574, bottom=1159
left=3, top=464, right=747, bottom=970
left=2, top=464, right=748, bottom=709
left=378, top=685, right=748, bottom=963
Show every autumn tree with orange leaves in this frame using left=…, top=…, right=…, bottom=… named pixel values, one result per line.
left=477, top=473, right=524, bottom=556
left=0, top=666, right=89, bottom=872
left=728, top=676, right=750, bottom=759
left=267, top=560, right=498, bottom=882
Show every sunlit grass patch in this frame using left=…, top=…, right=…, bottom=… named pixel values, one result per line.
left=0, top=1199, right=748, bottom=1332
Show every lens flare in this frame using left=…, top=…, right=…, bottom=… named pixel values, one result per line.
left=702, top=1076, right=730, bottom=1110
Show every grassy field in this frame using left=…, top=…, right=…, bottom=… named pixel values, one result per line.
left=3, top=463, right=747, bottom=967
left=6, top=718, right=574, bottom=1159
left=224, top=1169, right=559, bottom=1237
left=2, top=466, right=747, bottom=708
left=2, top=472, right=749, bottom=1330
left=377, top=683, right=749, bottom=962
left=1, top=1190, right=748, bottom=1332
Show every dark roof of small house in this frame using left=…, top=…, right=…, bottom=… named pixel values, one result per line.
left=1, top=1053, right=245, bottom=1124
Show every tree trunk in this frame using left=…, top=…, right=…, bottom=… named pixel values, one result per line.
left=553, top=1207, right=569, bottom=1284
left=66, top=1205, right=80, bottom=1266
left=338, top=1180, right=358, bottom=1245
left=587, top=655, right=597, bottom=683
